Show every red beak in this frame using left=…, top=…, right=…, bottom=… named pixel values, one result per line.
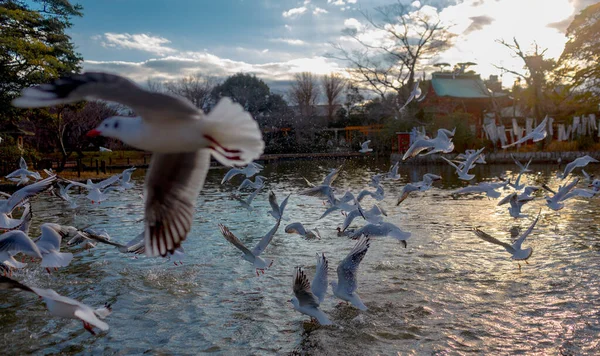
left=86, top=129, right=101, bottom=137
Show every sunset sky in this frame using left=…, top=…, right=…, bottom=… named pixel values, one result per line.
left=68, top=0, right=598, bottom=93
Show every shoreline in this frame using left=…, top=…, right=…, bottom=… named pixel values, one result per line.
left=391, top=150, right=600, bottom=165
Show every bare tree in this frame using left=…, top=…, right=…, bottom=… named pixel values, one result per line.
left=330, top=1, right=454, bottom=99
left=288, top=72, right=320, bottom=118
left=163, top=73, right=220, bottom=110
left=495, top=37, right=556, bottom=119
left=322, top=73, right=346, bottom=121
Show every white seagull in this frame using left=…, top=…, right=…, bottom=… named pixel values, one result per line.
left=497, top=192, right=534, bottom=218
left=472, top=210, right=541, bottom=270
left=402, top=128, right=455, bottom=160
left=356, top=184, right=384, bottom=202
left=65, top=175, right=122, bottom=204
left=399, top=79, right=422, bottom=111
left=51, top=182, right=78, bottom=208
left=33, top=223, right=74, bottom=273
left=218, top=217, right=283, bottom=275
left=0, top=229, right=43, bottom=272
left=237, top=175, right=266, bottom=191
left=221, top=162, right=264, bottom=184
left=502, top=116, right=548, bottom=148
left=557, top=155, right=599, bottom=180
left=359, top=140, right=373, bottom=153
left=396, top=173, right=441, bottom=205
left=330, top=235, right=370, bottom=311
left=5, top=157, right=42, bottom=186
left=442, top=147, right=485, bottom=181
left=268, top=191, right=290, bottom=221
left=385, top=162, right=401, bottom=180
left=13, top=72, right=264, bottom=257
left=285, top=222, right=321, bottom=240
left=299, top=164, right=343, bottom=201
left=0, top=276, right=112, bottom=335
left=348, top=222, right=411, bottom=247
left=453, top=180, right=509, bottom=199
left=289, top=267, right=332, bottom=325
left=0, top=176, right=56, bottom=230
left=542, top=178, right=594, bottom=211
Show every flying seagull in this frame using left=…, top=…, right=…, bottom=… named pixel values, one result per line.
left=13, top=72, right=264, bottom=257
left=471, top=210, right=541, bottom=270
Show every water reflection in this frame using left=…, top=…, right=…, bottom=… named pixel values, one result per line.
left=1, top=157, right=599, bottom=355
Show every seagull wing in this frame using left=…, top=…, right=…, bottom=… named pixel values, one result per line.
left=472, top=228, right=515, bottom=253
left=402, top=139, right=435, bottom=160
left=218, top=224, right=255, bottom=261
left=144, top=151, right=210, bottom=257
left=37, top=224, right=63, bottom=251
left=285, top=222, right=307, bottom=235
left=337, top=236, right=370, bottom=295
left=498, top=192, right=517, bottom=206
left=311, top=253, right=329, bottom=303
left=12, top=72, right=200, bottom=123
left=4, top=176, right=56, bottom=213
left=513, top=210, right=541, bottom=250
left=251, top=219, right=281, bottom=257
left=293, top=267, right=320, bottom=308
left=221, top=168, right=243, bottom=184
left=0, top=231, right=43, bottom=258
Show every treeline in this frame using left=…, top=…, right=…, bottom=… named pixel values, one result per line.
left=3, top=0, right=600, bottom=167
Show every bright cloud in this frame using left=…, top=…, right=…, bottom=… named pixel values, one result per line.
left=313, top=7, right=328, bottom=15
left=270, top=38, right=307, bottom=46
left=282, top=7, right=307, bottom=18
left=343, top=18, right=362, bottom=30
left=328, top=0, right=345, bottom=5
left=83, top=53, right=342, bottom=92
left=98, top=33, right=176, bottom=55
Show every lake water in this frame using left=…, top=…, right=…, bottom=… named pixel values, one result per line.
left=1, top=157, right=600, bottom=355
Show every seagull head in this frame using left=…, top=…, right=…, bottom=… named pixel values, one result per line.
left=87, top=116, right=137, bottom=140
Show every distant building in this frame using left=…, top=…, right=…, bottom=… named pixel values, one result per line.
left=419, top=72, right=510, bottom=134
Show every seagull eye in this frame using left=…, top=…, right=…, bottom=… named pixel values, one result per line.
left=114, top=122, right=119, bottom=129
left=104, top=123, right=109, bottom=127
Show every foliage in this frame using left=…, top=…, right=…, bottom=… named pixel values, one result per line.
left=559, top=2, right=600, bottom=91
left=0, top=136, right=40, bottom=169
left=212, top=73, right=269, bottom=117
left=0, top=0, right=83, bottom=124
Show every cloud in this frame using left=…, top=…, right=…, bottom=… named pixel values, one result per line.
left=328, top=0, right=345, bottom=5
left=463, top=15, right=495, bottom=34
left=97, top=33, right=176, bottom=55
left=270, top=38, right=308, bottom=46
left=83, top=54, right=343, bottom=93
left=282, top=6, right=307, bottom=18
left=313, top=7, right=328, bottom=15
left=343, top=18, right=362, bottom=30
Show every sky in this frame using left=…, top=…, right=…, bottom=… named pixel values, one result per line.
left=65, top=0, right=599, bottom=93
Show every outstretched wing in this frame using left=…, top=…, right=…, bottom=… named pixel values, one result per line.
left=402, top=139, right=434, bottom=160
left=4, top=176, right=56, bottom=213
left=221, top=168, right=243, bottom=184
left=13, top=72, right=200, bottom=122
left=218, top=224, right=255, bottom=260
left=337, top=236, right=370, bottom=295
left=144, top=151, right=210, bottom=257
left=471, top=228, right=515, bottom=253
left=311, top=253, right=329, bottom=304
left=293, top=267, right=320, bottom=308
left=513, top=210, right=541, bottom=250
left=251, top=219, right=281, bottom=257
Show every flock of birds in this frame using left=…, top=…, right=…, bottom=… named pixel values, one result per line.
left=1, top=71, right=599, bottom=340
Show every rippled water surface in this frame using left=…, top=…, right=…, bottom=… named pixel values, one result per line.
left=2, top=157, right=600, bottom=355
